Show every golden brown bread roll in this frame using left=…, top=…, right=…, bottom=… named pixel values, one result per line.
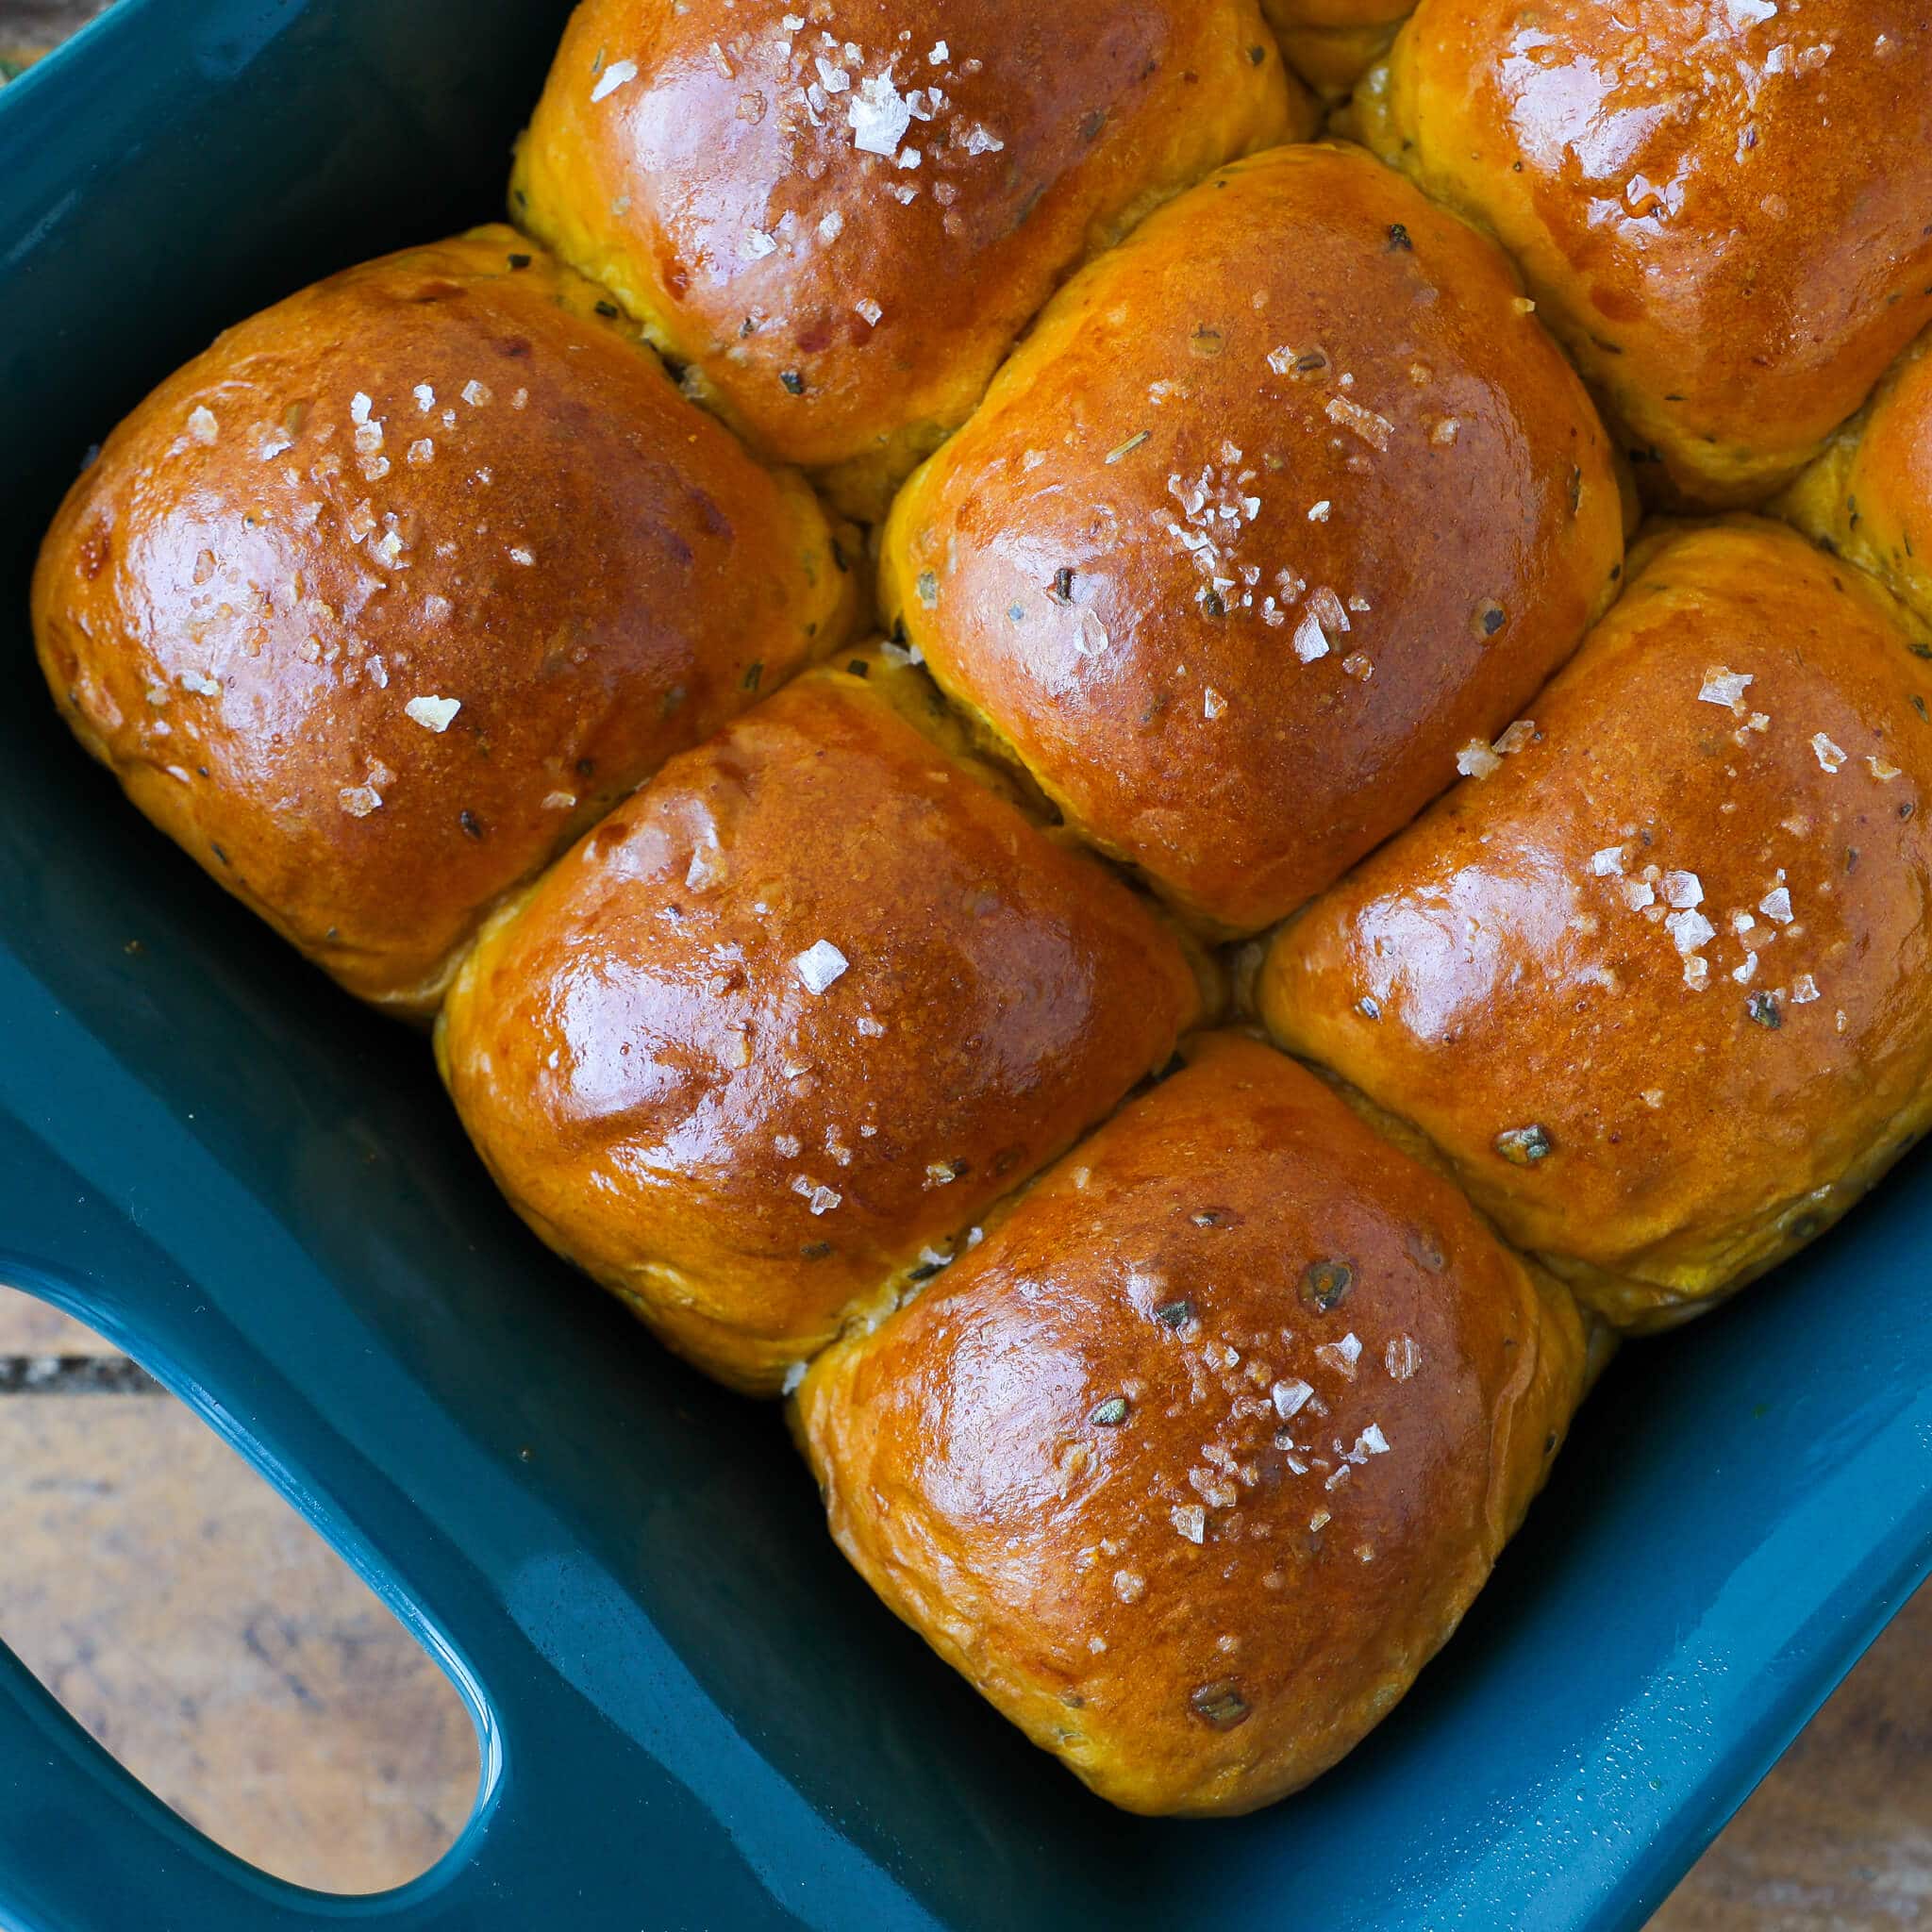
left=1780, top=326, right=1932, bottom=629
left=795, top=1030, right=1591, bottom=1814
left=1260, top=519, right=1932, bottom=1331
left=1357, top=0, right=1932, bottom=508
left=880, top=142, right=1624, bottom=936
left=510, top=0, right=1310, bottom=518
left=1260, top=0, right=1410, bottom=97
left=437, top=650, right=1207, bottom=1394
left=31, top=227, right=858, bottom=1016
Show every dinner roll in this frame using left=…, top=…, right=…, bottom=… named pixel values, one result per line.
left=1781, top=326, right=1932, bottom=629
left=880, top=142, right=1624, bottom=936
left=1357, top=0, right=1932, bottom=508
left=794, top=1031, right=1591, bottom=1815
left=510, top=0, right=1309, bottom=519
left=437, top=650, right=1207, bottom=1394
left=1261, top=0, right=1410, bottom=97
left=1260, top=520, right=1932, bottom=1331
left=31, top=227, right=858, bottom=1016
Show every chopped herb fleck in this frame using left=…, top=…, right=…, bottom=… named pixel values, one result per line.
left=1568, top=466, right=1583, bottom=515
left=1106, top=430, right=1150, bottom=465
left=1248, top=43, right=1267, bottom=64
left=741, top=660, right=764, bottom=691
left=1299, top=1259, right=1354, bottom=1312
left=1189, top=1681, right=1251, bottom=1731
left=508, top=252, right=533, bottom=270
left=1357, top=994, right=1381, bottom=1021
left=1189, top=326, right=1224, bottom=358
left=847, top=658, right=870, bottom=677
left=1746, top=991, right=1782, bottom=1029
left=779, top=370, right=807, bottom=395
left=799, top=1241, right=834, bottom=1260
left=1474, top=599, right=1507, bottom=639
left=1495, top=1124, right=1553, bottom=1165
left=594, top=300, right=620, bottom=318
left=1388, top=223, right=1413, bottom=252
left=1050, top=567, right=1075, bottom=605
left=916, top=569, right=939, bottom=608
left=459, top=809, right=484, bottom=841
left=1191, top=1207, right=1235, bottom=1228
left=1155, top=1299, right=1195, bottom=1330
left=1090, top=1396, right=1130, bottom=1426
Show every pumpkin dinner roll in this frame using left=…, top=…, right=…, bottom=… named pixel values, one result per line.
left=1260, top=0, right=1411, bottom=98
left=510, top=0, right=1309, bottom=519
left=1780, top=326, right=1932, bottom=632
left=880, top=142, right=1624, bottom=936
left=31, top=227, right=858, bottom=1016
left=794, top=1031, right=1591, bottom=1815
left=1357, top=0, right=1932, bottom=508
left=1260, top=520, right=1932, bottom=1333
left=437, top=650, right=1207, bottom=1395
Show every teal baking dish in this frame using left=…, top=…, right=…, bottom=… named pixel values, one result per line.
left=2, top=3, right=1930, bottom=1926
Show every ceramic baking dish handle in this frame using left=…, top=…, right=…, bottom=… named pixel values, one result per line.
left=0, top=1111, right=513, bottom=1931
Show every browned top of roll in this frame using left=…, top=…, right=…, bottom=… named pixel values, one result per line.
left=881, top=142, right=1624, bottom=937
left=31, top=227, right=858, bottom=1013
left=1261, top=519, right=1932, bottom=1329
left=796, top=1031, right=1588, bottom=1814
left=1781, top=328, right=1932, bottom=632
left=510, top=0, right=1307, bottom=516
left=437, top=653, right=1206, bottom=1394
left=1360, top=0, right=1932, bottom=506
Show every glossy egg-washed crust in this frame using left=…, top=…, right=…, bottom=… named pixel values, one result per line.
left=1260, top=0, right=1411, bottom=97
left=31, top=227, right=859, bottom=1016
left=511, top=0, right=1309, bottom=519
left=796, top=1031, right=1590, bottom=1815
left=1781, top=326, right=1932, bottom=631
left=881, top=142, right=1624, bottom=937
left=1262, top=520, right=1932, bottom=1331
left=1357, top=0, right=1932, bottom=508
left=437, top=650, right=1208, bottom=1394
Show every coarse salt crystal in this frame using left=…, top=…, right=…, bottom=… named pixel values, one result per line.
left=1666, top=908, right=1716, bottom=955
left=1307, top=499, right=1331, bottom=522
left=1663, top=870, right=1704, bottom=909
left=849, top=69, right=914, bottom=155
left=1172, top=1504, right=1207, bottom=1543
left=405, top=694, right=460, bottom=733
left=1314, top=1332, right=1362, bottom=1378
left=1759, top=885, right=1793, bottom=923
left=541, top=791, right=576, bottom=811
left=1271, top=1378, right=1313, bottom=1420
left=1699, top=666, right=1754, bottom=708
left=795, top=939, right=849, bottom=993
left=1386, top=1335, right=1420, bottom=1380
left=1791, top=973, right=1821, bottom=1003
left=188, top=406, right=219, bottom=444
left=1869, top=756, right=1903, bottom=781
left=462, top=379, right=492, bottom=407
left=1355, top=1424, right=1391, bottom=1457
left=508, top=546, right=536, bottom=567
left=1591, top=845, right=1626, bottom=876
left=1203, top=686, right=1227, bottom=720
left=1324, top=393, right=1393, bottom=453
left=413, top=384, right=435, bottom=412
left=1494, top=719, right=1537, bottom=756
left=855, top=297, right=883, bottom=326
left=591, top=58, right=638, bottom=103
left=1811, top=732, right=1846, bottom=773
left=339, top=784, right=382, bottom=817
left=1294, top=610, right=1330, bottom=663
left=1457, top=739, right=1503, bottom=779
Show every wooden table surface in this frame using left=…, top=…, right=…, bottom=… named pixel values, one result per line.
left=2, top=2, right=1927, bottom=1920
